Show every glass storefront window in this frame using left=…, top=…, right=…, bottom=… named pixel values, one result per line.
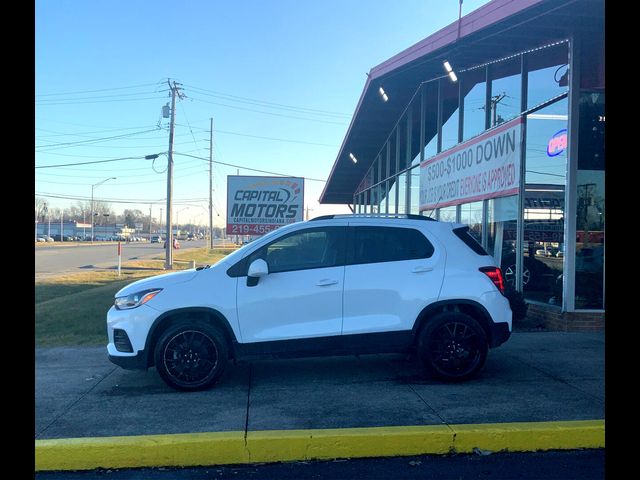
left=575, top=90, right=604, bottom=309
left=370, top=186, right=379, bottom=213
left=440, top=78, right=460, bottom=152
left=527, top=42, right=569, bottom=110
left=490, top=57, right=522, bottom=126
left=377, top=182, right=387, bottom=214
left=487, top=195, right=518, bottom=285
left=460, top=201, right=483, bottom=242
left=388, top=179, right=397, bottom=214
left=387, top=132, right=396, bottom=182
left=409, top=166, right=420, bottom=214
left=414, top=81, right=438, bottom=166
left=462, top=68, right=487, bottom=141
left=523, top=96, right=568, bottom=305
left=439, top=206, right=457, bottom=223
left=397, top=172, right=407, bottom=214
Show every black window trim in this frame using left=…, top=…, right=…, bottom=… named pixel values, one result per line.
left=452, top=226, right=489, bottom=256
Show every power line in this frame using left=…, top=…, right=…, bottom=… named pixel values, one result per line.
left=35, top=82, right=162, bottom=97
left=35, top=96, right=166, bottom=106
left=35, top=128, right=162, bottom=150
left=35, top=124, right=162, bottom=138
left=36, top=90, right=162, bottom=103
left=36, top=191, right=208, bottom=205
left=174, top=152, right=326, bottom=182
left=35, top=154, right=159, bottom=169
left=184, top=83, right=351, bottom=118
left=206, top=127, right=338, bottom=148
left=188, top=95, right=348, bottom=126
left=36, top=159, right=205, bottom=178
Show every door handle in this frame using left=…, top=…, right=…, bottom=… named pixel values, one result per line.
left=316, top=279, right=338, bottom=286
left=412, top=266, right=434, bottom=273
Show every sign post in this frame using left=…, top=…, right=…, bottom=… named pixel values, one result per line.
left=117, top=241, right=121, bottom=276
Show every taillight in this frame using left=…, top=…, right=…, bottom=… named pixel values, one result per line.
left=479, top=266, right=505, bottom=295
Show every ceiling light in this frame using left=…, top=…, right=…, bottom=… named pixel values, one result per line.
left=378, top=86, right=388, bottom=102
left=443, top=60, right=453, bottom=73
left=349, top=153, right=358, bottom=164
left=448, top=71, right=458, bottom=82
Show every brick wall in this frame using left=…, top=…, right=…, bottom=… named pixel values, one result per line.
left=524, top=303, right=604, bottom=331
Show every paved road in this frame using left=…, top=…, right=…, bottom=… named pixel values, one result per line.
left=35, top=332, right=604, bottom=440
left=34, top=239, right=213, bottom=279
left=35, top=449, right=605, bottom=479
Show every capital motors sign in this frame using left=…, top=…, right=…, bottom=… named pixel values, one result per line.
left=226, top=176, right=304, bottom=236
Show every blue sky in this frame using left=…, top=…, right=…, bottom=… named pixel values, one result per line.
left=35, top=0, right=492, bottom=227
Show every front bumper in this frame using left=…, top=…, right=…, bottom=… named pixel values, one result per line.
left=107, top=304, right=159, bottom=369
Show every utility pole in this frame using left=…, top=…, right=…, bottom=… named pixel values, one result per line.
left=209, top=117, right=214, bottom=249
left=43, top=202, right=48, bottom=239
left=60, top=211, right=63, bottom=242
left=149, top=204, right=152, bottom=238
left=165, top=79, right=185, bottom=269
left=490, top=92, right=506, bottom=127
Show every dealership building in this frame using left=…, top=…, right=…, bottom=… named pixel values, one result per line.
left=320, top=0, right=604, bottom=330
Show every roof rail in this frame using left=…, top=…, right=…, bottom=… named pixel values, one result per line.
left=309, top=214, right=436, bottom=222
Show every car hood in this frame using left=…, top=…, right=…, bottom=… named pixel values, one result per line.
left=114, top=269, right=199, bottom=298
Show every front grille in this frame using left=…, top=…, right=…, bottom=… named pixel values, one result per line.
left=113, top=329, right=134, bottom=353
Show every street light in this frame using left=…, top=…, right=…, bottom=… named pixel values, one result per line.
left=91, top=177, right=116, bottom=242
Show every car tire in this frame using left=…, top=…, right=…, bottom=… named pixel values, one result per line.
left=154, top=321, right=228, bottom=391
left=418, top=312, right=488, bottom=382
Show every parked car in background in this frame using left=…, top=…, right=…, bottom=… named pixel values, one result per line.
left=164, top=238, right=180, bottom=249
left=36, top=237, right=47, bottom=242
left=151, top=235, right=162, bottom=243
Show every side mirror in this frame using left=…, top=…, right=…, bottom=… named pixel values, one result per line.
left=247, top=258, right=268, bottom=287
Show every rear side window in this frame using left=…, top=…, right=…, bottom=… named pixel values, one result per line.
left=453, top=226, right=489, bottom=256
left=350, top=226, right=434, bottom=265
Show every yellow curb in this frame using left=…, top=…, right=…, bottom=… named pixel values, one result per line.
left=35, top=431, right=247, bottom=471
left=451, top=420, right=605, bottom=453
left=245, top=425, right=453, bottom=463
left=35, top=420, right=604, bottom=472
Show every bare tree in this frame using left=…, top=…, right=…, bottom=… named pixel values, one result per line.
left=123, top=209, right=145, bottom=228
left=35, top=197, right=48, bottom=222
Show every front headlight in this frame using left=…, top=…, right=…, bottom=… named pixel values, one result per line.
left=114, top=289, right=162, bottom=310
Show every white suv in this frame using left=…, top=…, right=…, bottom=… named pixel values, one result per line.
left=107, top=215, right=512, bottom=391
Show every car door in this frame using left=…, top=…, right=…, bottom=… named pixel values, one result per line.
left=236, top=225, right=346, bottom=344
left=342, top=223, right=446, bottom=336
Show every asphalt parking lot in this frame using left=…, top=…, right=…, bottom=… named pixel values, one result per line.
left=36, top=331, right=604, bottom=440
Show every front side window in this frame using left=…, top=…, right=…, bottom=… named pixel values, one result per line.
left=248, top=227, right=345, bottom=274
left=350, top=226, right=434, bottom=265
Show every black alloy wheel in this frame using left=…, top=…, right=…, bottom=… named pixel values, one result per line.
left=504, top=263, right=531, bottom=288
left=419, top=313, right=488, bottom=382
left=154, top=322, right=228, bottom=391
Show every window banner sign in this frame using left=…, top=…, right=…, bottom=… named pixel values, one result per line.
left=420, top=117, right=522, bottom=210
left=226, top=175, right=304, bottom=236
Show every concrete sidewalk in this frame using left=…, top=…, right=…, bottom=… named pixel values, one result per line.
left=35, top=331, right=605, bottom=470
